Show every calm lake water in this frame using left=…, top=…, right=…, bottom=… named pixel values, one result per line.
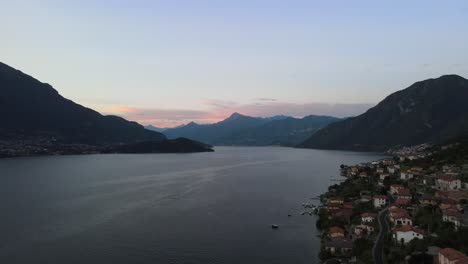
left=0, top=147, right=384, bottom=264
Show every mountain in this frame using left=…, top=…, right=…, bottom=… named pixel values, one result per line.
left=144, top=125, right=166, bottom=132
left=163, top=112, right=340, bottom=146
left=0, top=62, right=212, bottom=154
left=298, top=75, right=468, bottom=151
left=163, top=112, right=280, bottom=144
left=217, top=115, right=341, bottom=146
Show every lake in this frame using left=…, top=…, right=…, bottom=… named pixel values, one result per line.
left=0, top=147, right=384, bottom=264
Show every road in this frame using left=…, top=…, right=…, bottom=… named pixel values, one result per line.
left=373, top=208, right=389, bottom=264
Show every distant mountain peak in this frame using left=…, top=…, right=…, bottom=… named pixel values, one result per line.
left=436, top=74, right=466, bottom=80
left=230, top=112, right=244, bottom=117
left=225, top=112, right=248, bottom=121
left=144, top=125, right=166, bottom=132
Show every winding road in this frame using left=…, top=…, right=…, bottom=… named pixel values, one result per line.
left=373, top=208, right=389, bottom=264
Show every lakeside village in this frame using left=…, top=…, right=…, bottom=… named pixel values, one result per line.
left=316, top=142, right=468, bottom=264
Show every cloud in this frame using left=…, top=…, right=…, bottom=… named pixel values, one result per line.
left=105, top=107, right=216, bottom=127
left=104, top=100, right=374, bottom=128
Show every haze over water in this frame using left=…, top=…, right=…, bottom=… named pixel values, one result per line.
left=0, top=147, right=384, bottom=264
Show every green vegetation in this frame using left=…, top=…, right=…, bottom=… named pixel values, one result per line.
left=353, top=238, right=373, bottom=264
left=315, top=209, right=346, bottom=231
left=406, top=140, right=468, bottom=168
left=328, top=177, right=377, bottom=199
left=414, top=206, right=443, bottom=233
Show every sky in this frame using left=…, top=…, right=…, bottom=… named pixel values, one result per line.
left=1, top=1, right=468, bottom=127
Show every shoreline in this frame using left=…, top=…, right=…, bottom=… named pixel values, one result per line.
left=315, top=142, right=468, bottom=263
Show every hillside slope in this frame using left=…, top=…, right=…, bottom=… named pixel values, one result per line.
left=299, top=75, right=468, bottom=151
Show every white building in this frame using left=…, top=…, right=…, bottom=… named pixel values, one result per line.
left=361, top=213, right=377, bottom=223
left=400, top=171, right=414, bottom=180
left=442, top=209, right=465, bottom=230
left=390, top=185, right=405, bottom=195
left=373, top=195, right=387, bottom=209
left=393, top=226, right=424, bottom=244
left=437, top=176, right=462, bottom=191
left=379, top=173, right=390, bottom=180
left=394, top=215, right=413, bottom=226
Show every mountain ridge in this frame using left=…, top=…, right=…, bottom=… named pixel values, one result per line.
left=0, top=62, right=213, bottom=156
left=164, top=113, right=340, bottom=146
left=298, top=74, right=468, bottom=151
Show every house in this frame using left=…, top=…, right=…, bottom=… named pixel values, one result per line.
left=440, top=199, right=458, bottom=211
left=373, top=195, right=387, bottom=209
left=442, top=209, right=465, bottom=230
left=381, top=158, right=395, bottom=166
left=420, top=195, right=437, bottom=206
left=329, top=197, right=344, bottom=205
left=328, top=226, right=345, bottom=238
left=438, top=248, right=468, bottom=264
left=400, top=171, right=414, bottom=180
left=389, top=205, right=405, bottom=214
left=436, top=190, right=468, bottom=204
left=333, top=208, right=353, bottom=223
left=388, top=166, right=397, bottom=174
left=389, top=207, right=409, bottom=222
left=379, top=173, right=390, bottom=180
left=354, top=223, right=375, bottom=236
left=324, top=238, right=353, bottom=256
left=326, top=201, right=341, bottom=212
left=359, top=172, right=369, bottom=178
left=376, top=167, right=385, bottom=174
left=394, top=198, right=411, bottom=207
left=393, top=226, right=424, bottom=244
left=361, top=213, right=377, bottom=223
left=395, top=188, right=412, bottom=200
left=437, top=175, right=462, bottom=191
left=390, top=185, right=405, bottom=195
left=393, top=212, right=413, bottom=226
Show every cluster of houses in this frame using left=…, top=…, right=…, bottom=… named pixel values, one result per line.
left=324, top=226, right=353, bottom=256
left=322, top=197, right=355, bottom=257
left=322, top=149, right=468, bottom=263
left=386, top=143, right=433, bottom=161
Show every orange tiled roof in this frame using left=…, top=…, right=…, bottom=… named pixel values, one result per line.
left=397, top=188, right=411, bottom=196
left=438, top=175, right=460, bottom=182
left=329, top=226, right=345, bottom=234
left=393, top=226, right=424, bottom=235
left=394, top=198, right=411, bottom=206
left=361, top=213, right=377, bottom=218
left=439, top=248, right=468, bottom=262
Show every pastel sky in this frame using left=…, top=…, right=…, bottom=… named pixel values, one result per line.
left=1, top=1, right=468, bottom=127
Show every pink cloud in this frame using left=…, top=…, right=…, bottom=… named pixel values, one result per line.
left=105, top=100, right=374, bottom=128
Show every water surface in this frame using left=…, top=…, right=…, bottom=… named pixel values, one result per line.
left=0, top=147, right=384, bottom=264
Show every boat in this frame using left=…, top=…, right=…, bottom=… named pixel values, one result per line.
left=271, top=224, right=279, bottom=229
